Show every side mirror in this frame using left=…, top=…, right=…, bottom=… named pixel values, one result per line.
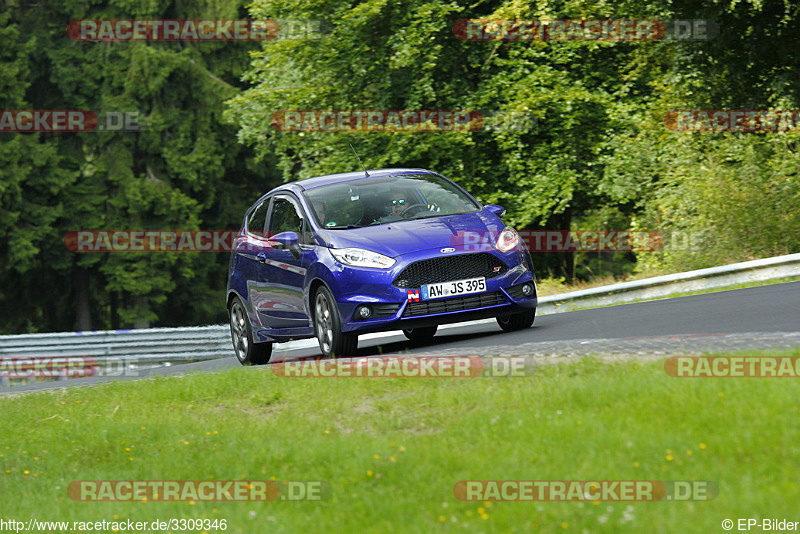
left=485, top=204, right=506, bottom=218
left=271, top=231, right=301, bottom=258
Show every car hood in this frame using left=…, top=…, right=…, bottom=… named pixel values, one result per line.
left=320, top=210, right=506, bottom=257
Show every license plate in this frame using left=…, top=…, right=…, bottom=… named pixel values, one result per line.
left=421, top=277, right=486, bottom=300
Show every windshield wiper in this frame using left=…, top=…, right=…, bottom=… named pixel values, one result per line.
left=410, top=213, right=445, bottom=220
left=410, top=210, right=475, bottom=221
left=324, top=224, right=362, bottom=229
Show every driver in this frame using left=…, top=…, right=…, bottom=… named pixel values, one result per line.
left=387, top=191, right=408, bottom=218
left=373, top=188, right=410, bottom=223
left=373, top=188, right=441, bottom=224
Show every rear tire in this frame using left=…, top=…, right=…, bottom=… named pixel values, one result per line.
left=496, top=309, right=536, bottom=332
left=229, top=297, right=273, bottom=365
left=314, top=286, right=358, bottom=357
left=402, top=326, right=438, bottom=343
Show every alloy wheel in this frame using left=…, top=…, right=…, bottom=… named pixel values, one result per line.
left=230, top=301, right=249, bottom=362
left=315, top=291, right=334, bottom=354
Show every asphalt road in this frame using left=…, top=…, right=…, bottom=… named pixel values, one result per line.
left=419, top=281, right=800, bottom=347
left=4, top=282, right=799, bottom=394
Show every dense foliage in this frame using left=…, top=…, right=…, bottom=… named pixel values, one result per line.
left=1, top=0, right=797, bottom=333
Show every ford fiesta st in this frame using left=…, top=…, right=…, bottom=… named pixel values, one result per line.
left=226, top=168, right=537, bottom=364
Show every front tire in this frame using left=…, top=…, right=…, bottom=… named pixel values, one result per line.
left=314, top=286, right=358, bottom=357
left=229, top=297, right=273, bottom=366
left=496, top=308, right=536, bottom=332
left=402, top=326, right=438, bottom=343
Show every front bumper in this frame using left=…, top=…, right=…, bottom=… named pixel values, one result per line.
left=331, top=248, right=537, bottom=334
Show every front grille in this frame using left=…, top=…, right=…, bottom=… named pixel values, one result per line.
left=404, top=291, right=506, bottom=317
left=393, top=253, right=508, bottom=288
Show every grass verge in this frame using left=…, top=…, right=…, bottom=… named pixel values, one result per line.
left=1, top=348, right=799, bottom=533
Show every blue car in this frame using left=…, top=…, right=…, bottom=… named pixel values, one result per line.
left=226, top=168, right=537, bottom=364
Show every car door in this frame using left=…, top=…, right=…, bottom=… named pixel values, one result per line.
left=229, top=197, right=273, bottom=326
left=255, top=194, right=313, bottom=329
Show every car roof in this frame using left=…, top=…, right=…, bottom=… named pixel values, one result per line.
left=270, top=168, right=437, bottom=195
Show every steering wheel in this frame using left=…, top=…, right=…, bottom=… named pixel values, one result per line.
left=400, top=203, right=430, bottom=217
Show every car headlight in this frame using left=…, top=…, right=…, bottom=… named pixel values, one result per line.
left=495, top=227, right=520, bottom=252
left=330, top=248, right=396, bottom=268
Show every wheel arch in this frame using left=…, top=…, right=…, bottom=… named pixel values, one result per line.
left=227, top=289, right=243, bottom=311
left=308, top=278, right=332, bottom=322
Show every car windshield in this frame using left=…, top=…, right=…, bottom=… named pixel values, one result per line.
left=303, top=173, right=481, bottom=229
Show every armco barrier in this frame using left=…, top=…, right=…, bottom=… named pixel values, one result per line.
left=0, top=326, right=230, bottom=388
left=537, top=253, right=800, bottom=313
left=1, top=253, right=798, bottom=388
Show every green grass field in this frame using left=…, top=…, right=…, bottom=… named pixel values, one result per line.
left=2, top=350, right=799, bottom=533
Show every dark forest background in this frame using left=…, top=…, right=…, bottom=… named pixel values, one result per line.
left=1, top=0, right=797, bottom=333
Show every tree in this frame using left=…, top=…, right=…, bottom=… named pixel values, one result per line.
left=0, top=0, right=279, bottom=333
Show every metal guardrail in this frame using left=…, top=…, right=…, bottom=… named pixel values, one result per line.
left=1, top=253, right=798, bottom=388
left=0, top=326, right=231, bottom=388
left=537, top=252, right=800, bottom=314
left=0, top=326, right=230, bottom=358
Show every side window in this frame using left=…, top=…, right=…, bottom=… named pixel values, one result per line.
left=268, top=197, right=305, bottom=243
left=246, top=199, right=269, bottom=237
